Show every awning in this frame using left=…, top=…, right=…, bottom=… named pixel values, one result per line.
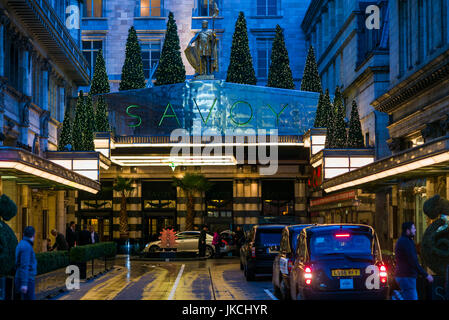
left=322, top=136, right=449, bottom=193
left=0, top=147, right=100, bottom=194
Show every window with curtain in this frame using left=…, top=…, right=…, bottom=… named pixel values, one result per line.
left=84, top=0, right=103, bottom=17
left=197, top=0, right=218, bottom=17
left=32, top=62, right=42, bottom=107
left=256, top=38, right=273, bottom=79
left=140, top=0, right=162, bottom=17
left=49, top=77, right=59, bottom=120
left=82, top=40, right=103, bottom=79
left=256, top=0, right=278, bottom=16
left=141, top=41, right=161, bottom=79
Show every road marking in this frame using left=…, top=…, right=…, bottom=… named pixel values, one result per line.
left=264, top=289, right=278, bottom=300
left=167, top=264, right=185, bottom=300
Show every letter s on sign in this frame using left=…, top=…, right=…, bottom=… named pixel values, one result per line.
left=126, top=105, right=142, bottom=128
left=365, top=265, right=380, bottom=290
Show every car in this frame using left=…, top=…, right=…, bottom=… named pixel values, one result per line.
left=219, top=230, right=237, bottom=255
left=142, top=231, right=215, bottom=258
left=240, top=224, right=286, bottom=281
left=290, top=224, right=389, bottom=300
left=272, top=224, right=314, bottom=300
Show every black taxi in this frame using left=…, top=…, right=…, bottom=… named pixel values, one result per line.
left=290, top=224, right=389, bottom=300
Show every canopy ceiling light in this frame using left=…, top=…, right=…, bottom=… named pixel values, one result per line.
left=110, top=155, right=238, bottom=167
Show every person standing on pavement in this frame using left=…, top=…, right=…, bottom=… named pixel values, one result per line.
left=15, top=226, right=37, bottom=300
left=234, top=226, right=244, bottom=256
left=212, top=231, right=221, bottom=258
left=89, top=225, right=100, bottom=244
left=198, top=225, right=208, bottom=257
left=66, top=221, right=77, bottom=249
left=50, top=229, right=69, bottom=251
left=78, top=224, right=91, bottom=246
left=393, top=222, right=434, bottom=300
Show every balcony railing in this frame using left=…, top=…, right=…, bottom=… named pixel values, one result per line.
left=7, top=0, right=90, bottom=85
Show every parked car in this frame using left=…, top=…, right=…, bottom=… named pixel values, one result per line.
left=272, top=224, right=314, bottom=300
left=219, top=230, right=236, bottom=255
left=142, top=231, right=214, bottom=258
left=240, top=224, right=286, bottom=281
left=290, top=224, right=389, bottom=300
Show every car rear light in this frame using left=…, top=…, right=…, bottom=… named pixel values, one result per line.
left=251, top=246, right=256, bottom=258
left=335, top=233, right=350, bottom=238
left=304, top=266, right=312, bottom=285
left=379, top=265, right=387, bottom=284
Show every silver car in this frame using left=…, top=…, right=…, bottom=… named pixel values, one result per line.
left=142, top=231, right=214, bottom=258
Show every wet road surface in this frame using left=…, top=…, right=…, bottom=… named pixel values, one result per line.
left=54, top=256, right=277, bottom=300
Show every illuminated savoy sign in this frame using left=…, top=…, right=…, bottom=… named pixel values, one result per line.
left=125, top=99, right=290, bottom=129
left=100, top=80, right=319, bottom=136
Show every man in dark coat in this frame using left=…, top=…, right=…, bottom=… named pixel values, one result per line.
left=198, top=225, right=208, bottom=257
left=89, top=225, right=100, bottom=244
left=66, top=221, right=77, bottom=249
left=78, top=225, right=91, bottom=246
left=50, top=229, right=69, bottom=251
left=15, top=226, right=37, bottom=300
left=393, top=222, right=433, bottom=300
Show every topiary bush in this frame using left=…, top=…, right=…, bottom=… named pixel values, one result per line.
left=36, top=251, right=70, bottom=275
left=69, top=242, right=117, bottom=263
left=421, top=218, right=449, bottom=276
left=0, top=194, right=18, bottom=277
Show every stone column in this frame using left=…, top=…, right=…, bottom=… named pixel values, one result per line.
left=295, top=179, right=307, bottom=223
left=56, top=190, right=66, bottom=233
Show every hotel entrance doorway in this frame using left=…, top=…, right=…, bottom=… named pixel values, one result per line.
left=79, top=217, right=112, bottom=242
left=143, top=216, right=175, bottom=242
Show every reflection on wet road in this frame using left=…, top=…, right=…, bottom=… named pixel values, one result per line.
left=55, top=257, right=275, bottom=300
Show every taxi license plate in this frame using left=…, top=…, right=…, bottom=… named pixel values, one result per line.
left=331, top=269, right=360, bottom=277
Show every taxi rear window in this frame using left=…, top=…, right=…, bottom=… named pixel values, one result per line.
left=310, top=233, right=372, bottom=256
left=255, top=230, right=283, bottom=247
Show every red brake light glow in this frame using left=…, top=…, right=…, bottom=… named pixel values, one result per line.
left=379, top=265, right=388, bottom=284
left=304, top=266, right=312, bottom=285
left=335, top=233, right=350, bottom=238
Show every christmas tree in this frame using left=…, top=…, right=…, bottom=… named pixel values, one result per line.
left=347, top=100, right=365, bottom=148
left=72, top=91, right=85, bottom=151
left=155, top=12, right=186, bottom=86
left=58, top=102, right=73, bottom=151
left=325, top=86, right=347, bottom=148
left=300, top=45, right=322, bottom=93
left=267, top=25, right=295, bottom=89
left=119, top=26, right=146, bottom=91
left=90, top=48, right=111, bottom=132
left=314, top=92, right=325, bottom=128
left=83, top=93, right=96, bottom=151
left=226, top=11, right=257, bottom=85
left=323, top=89, right=332, bottom=129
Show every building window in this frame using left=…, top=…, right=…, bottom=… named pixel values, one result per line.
left=141, top=41, right=161, bottom=79
left=5, top=39, right=20, bottom=91
left=256, top=38, right=273, bottom=79
left=140, top=0, right=162, bottom=17
left=257, top=0, right=278, bottom=16
left=197, top=0, right=218, bottom=17
left=262, top=180, right=294, bottom=216
left=32, top=62, right=42, bottom=107
left=84, top=0, right=103, bottom=17
left=82, top=40, right=103, bottom=79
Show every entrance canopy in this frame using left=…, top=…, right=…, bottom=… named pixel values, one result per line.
left=98, top=80, right=320, bottom=137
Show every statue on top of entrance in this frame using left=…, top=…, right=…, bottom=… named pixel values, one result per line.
left=185, top=3, right=219, bottom=79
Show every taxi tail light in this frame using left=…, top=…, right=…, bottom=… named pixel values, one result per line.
left=379, top=265, right=388, bottom=284
left=304, top=266, right=312, bottom=285
left=335, top=233, right=350, bottom=238
left=251, top=246, right=256, bottom=258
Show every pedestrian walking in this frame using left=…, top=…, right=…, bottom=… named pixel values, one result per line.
left=15, top=226, right=37, bottom=300
left=234, top=226, right=244, bottom=255
left=50, top=229, right=69, bottom=251
left=393, top=221, right=433, bottom=300
left=198, top=225, right=208, bottom=258
left=212, top=231, right=221, bottom=258
left=66, top=221, right=77, bottom=249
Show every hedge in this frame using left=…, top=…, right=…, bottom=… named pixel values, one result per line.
left=69, top=242, right=117, bottom=263
left=36, top=251, right=70, bottom=275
